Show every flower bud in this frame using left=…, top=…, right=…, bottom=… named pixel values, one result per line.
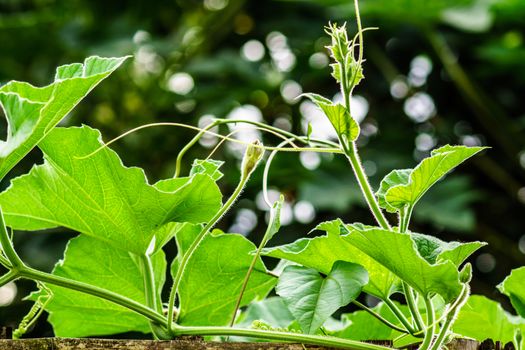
left=241, top=140, right=264, bottom=179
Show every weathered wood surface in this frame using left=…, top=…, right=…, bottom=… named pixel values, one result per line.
left=0, top=337, right=490, bottom=350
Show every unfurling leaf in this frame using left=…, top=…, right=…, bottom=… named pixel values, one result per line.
left=377, top=145, right=486, bottom=213
left=325, top=22, right=350, bottom=63
left=276, top=260, right=368, bottom=334
left=302, top=93, right=360, bottom=142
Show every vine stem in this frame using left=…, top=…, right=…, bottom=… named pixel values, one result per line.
left=173, top=118, right=340, bottom=177
left=418, top=297, right=436, bottom=350
left=167, top=150, right=260, bottom=333
left=398, top=208, right=425, bottom=334
left=352, top=300, right=408, bottom=334
left=228, top=199, right=281, bottom=327
left=172, top=324, right=394, bottom=350
left=140, top=254, right=170, bottom=339
left=18, top=266, right=167, bottom=326
left=429, top=285, right=469, bottom=350
left=343, top=142, right=391, bottom=230
left=383, top=298, right=418, bottom=336
left=0, top=207, right=25, bottom=269
left=141, top=254, right=161, bottom=313
left=0, top=270, right=17, bottom=287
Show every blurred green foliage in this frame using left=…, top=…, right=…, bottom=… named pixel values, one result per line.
left=1, top=0, right=525, bottom=337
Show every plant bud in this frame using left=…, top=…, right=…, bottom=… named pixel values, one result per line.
left=241, top=140, right=264, bottom=179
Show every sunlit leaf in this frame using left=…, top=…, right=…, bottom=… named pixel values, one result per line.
left=174, top=227, right=276, bottom=326
left=0, top=56, right=129, bottom=179
left=263, top=219, right=400, bottom=299
left=302, top=93, right=360, bottom=142
left=498, top=267, right=525, bottom=318
left=377, top=145, right=486, bottom=212
left=454, top=295, right=525, bottom=347
left=276, top=261, right=368, bottom=334
left=410, top=232, right=486, bottom=266
left=0, top=126, right=222, bottom=254
left=31, top=235, right=166, bottom=337
left=345, top=224, right=464, bottom=302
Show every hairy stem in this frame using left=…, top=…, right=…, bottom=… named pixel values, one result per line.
left=429, top=285, right=469, bottom=350
left=18, top=266, right=167, bottom=327
left=352, top=300, right=408, bottom=334
left=172, top=324, right=394, bottom=350
left=343, top=142, right=391, bottom=230
left=398, top=207, right=424, bottom=334
left=167, top=167, right=255, bottom=333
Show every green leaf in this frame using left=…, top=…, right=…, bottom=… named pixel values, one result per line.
left=263, top=219, right=400, bottom=299
left=174, top=227, right=276, bottom=326
left=454, top=295, right=525, bottom=346
left=276, top=261, right=368, bottom=334
left=345, top=224, right=463, bottom=302
left=333, top=302, right=409, bottom=341
left=377, top=145, right=486, bottom=212
left=410, top=232, right=486, bottom=266
left=32, top=235, right=166, bottom=337
left=498, top=267, right=525, bottom=318
left=265, top=196, right=284, bottom=243
left=376, top=169, right=411, bottom=213
left=302, top=93, right=360, bottom=142
left=0, top=56, right=129, bottom=179
left=190, top=159, right=224, bottom=181
left=0, top=126, right=222, bottom=254
left=236, top=297, right=295, bottom=329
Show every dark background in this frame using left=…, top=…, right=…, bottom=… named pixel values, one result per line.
left=0, top=0, right=524, bottom=337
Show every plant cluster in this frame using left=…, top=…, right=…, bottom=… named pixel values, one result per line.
left=0, top=3, right=524, bottom=349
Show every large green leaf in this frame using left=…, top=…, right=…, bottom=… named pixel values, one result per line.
left=276, top=261, right=368, bottom=334
left=0, top=56, right=129, bottom=179
left=344, top=224, right=465, bottom=302
left=33, top=235, right=166, bottom=337
left=174, top=227, right=276, bottom=326
left=0, top=126, right=222, bottom=254
left=454, top=295, right=525, bottom=347
left=498, top=267, right=525, bottom=318
left=302, top=93, right=360, bottom=142
left=263, top=219, right=400, bottom=299
left=376, top=145, right=486, bottom=212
